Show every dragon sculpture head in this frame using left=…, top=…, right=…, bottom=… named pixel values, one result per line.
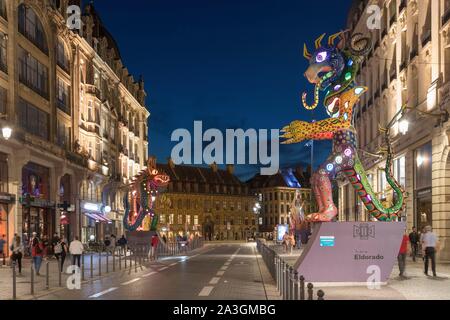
left=302, top=31, right=372, bottom=114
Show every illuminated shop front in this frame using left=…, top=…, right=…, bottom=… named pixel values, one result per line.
left=81, top=201, right=111, bottom=243
left=414, top=142, right=432, bottom=232
left=21, top=163, right=55, bottom=239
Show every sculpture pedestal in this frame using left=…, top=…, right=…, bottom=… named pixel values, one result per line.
left=294, top=222, right=405, bottom=285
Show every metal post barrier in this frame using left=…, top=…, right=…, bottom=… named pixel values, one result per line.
left=299, top=275, right=305, bottom=300
left=30, top=265, right=34, bottom=295
left=139, top=246, right=142, bottom=266
left=12, top=261, right=17, bottom=300
left=113, top=249, right=116, bottom=272
left=119, top=250, right=122, bottom=270
left=59, top=259, right=62, bottom=286
left=46, top=262, right=49, bottom=290
left=281, top=261, right=285, bottom=299
left=288, top=266, right=293, bottom=300
left=90, top=254, right=93, bottom=278
left=317, top=290, right=325, bottom=300
left=307, top=283, right=314, bottom=300
left=125, top=249, right=128, bottom=268
left=293, top=271, right=299, bottom=300
left=275, top=256, right=279, bottom=292
left=134, top=250, right=137, bottom=272
left=284, top=264, right=289, bottom=300
left=81, top=253, right=85, bottom=281
left=106, top=251, right=109, bottom=273
left=98, top=252, right=102, bottom=276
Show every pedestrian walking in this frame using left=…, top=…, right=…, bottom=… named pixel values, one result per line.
left=54, top=238, right=68, bottom=272
left=282, top=232, right=289, bottom=253
left=409, top=227, right=420, bottom=262
left=110, top=234, right=117, bottom=254
left=421, top=226, right=439, bottom=277
left=31, top=236, right=44, bottom=275
left=69, top=236, right=84, bottom=268
left=10, top=235, right=24, bottom=275
left=118, top=235, right=127, bottom=255
left=51, top=233, right=59, bottom=259
left=0, top=234, right=6, bottom=266
left=288, top=233, right=295, bottom=255
left=148, top=234, right=159, bottom=261
left=398, top=230, right=409, bottom=278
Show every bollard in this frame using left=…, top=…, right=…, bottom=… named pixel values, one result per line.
left=317, top=290, right=325, bottom=300
left=119, top=250, right=122, bottom=270
left=81, top=254, right=85, bottom=281
left=293, top=271, right=299, bottom=300
left=90, top=254, right=93, bottom=278
left=125, top=249, right=128, bottom=268
left=59, top=259, right=62, bottom=286
left=280, top=260, right=284, bottom=297
left=134, top=250, right=138, bottom=272
left=46, top=262, right=49, bottom=290
left=275, top=256, right=279, bottom=292
left=288, top=267, right=293, bottom=300
left=113, top=249, right=116, bottom=272
left=299, top=275, right=305, bottom=300
left=284, top=264, right=289, bottom=300
left=12, top=261, right=17, bottom=300
left=30, top=265, right=34, bottom=295
left=98, top=252, right=102, bottom=276
left=281, top=261, right=286, bottom=299
left=307, top=283, right=314, bottom=300
left=106, top=251, right=109, bottom=273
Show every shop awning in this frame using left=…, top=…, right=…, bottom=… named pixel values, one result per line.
left=83, top=212, right=111, bottom=223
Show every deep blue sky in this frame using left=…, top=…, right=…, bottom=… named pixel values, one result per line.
left=92, top=0, right=353, bottom=180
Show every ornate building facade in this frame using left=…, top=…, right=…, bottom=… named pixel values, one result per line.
left=0, top=0, right=149, bottom=251
left=340, top=0, right=450, bottom=260
left=155, top=160, right=258, bottom=241
left=247, top=167, right=312, bottom=235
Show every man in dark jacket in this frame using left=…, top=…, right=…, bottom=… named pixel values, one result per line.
left=409, top=227, right=420, bottom=262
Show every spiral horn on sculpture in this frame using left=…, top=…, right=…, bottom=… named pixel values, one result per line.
left=348, top=32, right=373, bottom=56
left=314, top=33, right=326, bottom=49
left=302, top=78, right=323, bottom=110
left=303, top=43, right=312, bottom=60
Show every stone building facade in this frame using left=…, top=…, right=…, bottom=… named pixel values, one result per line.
left=155, top=160, right=258, bottom=241
left=247, top=167, right=312, bottom=235
left=0, top=0, right=149, bottom=252
left=340, top=0, right=450, bottom=260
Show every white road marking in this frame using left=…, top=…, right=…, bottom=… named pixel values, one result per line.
left=224, top=262, right=230, bottom=266
left=142, top=272, right=156, bottom=278
left=216, top=270, right=225, bottom=276
left=198, top=286, right=214, bottom=297
left=121, top=278, right=141, bottom=285
left=89, top=287, right=118, bottom=298
left=220, top=266, right=228, bottom=271
left=169, top=263, right=177, bottom=266
left=159, top=267, right=168, bottom=271
left=209, top=277, right=221, bottom=285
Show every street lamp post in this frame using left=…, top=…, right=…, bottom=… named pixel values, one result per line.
left=0, top=113, right=12, bottom=140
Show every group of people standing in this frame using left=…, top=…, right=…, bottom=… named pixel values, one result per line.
left=398, top=225, right=440, bottom=279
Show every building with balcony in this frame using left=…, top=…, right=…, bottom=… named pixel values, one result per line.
left=154, top=160, right=258, bottom=241
left=341, top=0, right=450, bottom=260
left=247, top=166, right=312, bottom=235
left=0, top=0, right=149, bottom=250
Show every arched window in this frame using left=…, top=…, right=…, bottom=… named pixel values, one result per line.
left=56, top=38, right=69, bottom=72
left=0, top=0, right=7, bottom=20
left=18, top=4, right=48, bottom=54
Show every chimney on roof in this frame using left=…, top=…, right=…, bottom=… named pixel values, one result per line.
left=210, top=162, right=218, bottom=173
left=226, top=164, right=234, bottom=175
left=168, top=158, right=175, bottom=169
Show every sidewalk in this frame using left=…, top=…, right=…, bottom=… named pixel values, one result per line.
left=0, top=251, right=144, bottom=300
left=270, top=245, right=450, bottom=300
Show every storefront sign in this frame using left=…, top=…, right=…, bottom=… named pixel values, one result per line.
left=19, top=196, right=55, bottom=208
left=0, top=193, right=15, bottom=203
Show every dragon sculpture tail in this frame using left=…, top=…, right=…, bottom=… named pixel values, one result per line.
left=343, top=151, right=405, bottom=221
left=123, top=183, right=158, bottom=232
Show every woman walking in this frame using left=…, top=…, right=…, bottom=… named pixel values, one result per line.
left=10, top=236, right=24, bottom=275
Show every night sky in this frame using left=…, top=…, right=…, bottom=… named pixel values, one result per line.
left=92, top=0, right=354, bottom=180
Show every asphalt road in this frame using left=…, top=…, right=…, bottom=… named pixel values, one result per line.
left=35, top=243, right=277, bottom=300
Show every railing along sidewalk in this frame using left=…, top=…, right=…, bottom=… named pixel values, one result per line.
left=256, top=239, right=325, bottom=301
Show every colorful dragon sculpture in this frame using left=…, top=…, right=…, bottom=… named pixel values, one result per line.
left=281, top=31, right=406, bottom=222
left=123, top=157, right=170, bottom=231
